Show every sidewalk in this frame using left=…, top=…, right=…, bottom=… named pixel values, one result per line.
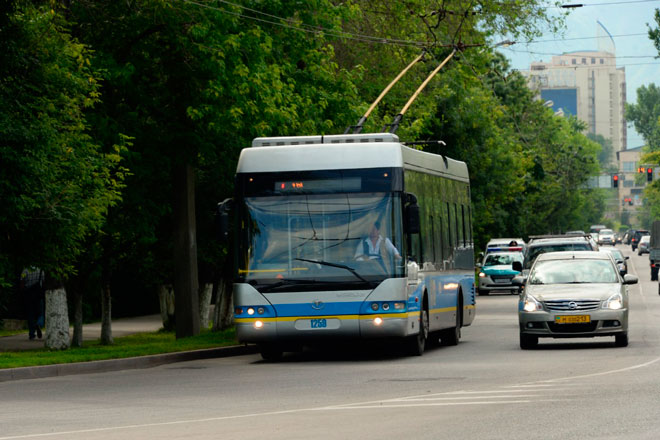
left=0, top=315, right=258, bottom=382
left=0, top=314, right=163, bottom=351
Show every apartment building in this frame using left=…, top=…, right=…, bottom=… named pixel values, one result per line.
left=520, top=50, right=627, bottom=164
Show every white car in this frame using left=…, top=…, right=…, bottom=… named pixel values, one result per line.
left=598, top=228, right=615, bottom=246
left=515, top=251, right=638, bottom=349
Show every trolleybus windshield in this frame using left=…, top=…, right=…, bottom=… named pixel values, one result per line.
left=239, top=192, right=404, bottom=290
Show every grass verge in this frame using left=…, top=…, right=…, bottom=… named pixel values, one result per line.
left=0, top=328, right=239, bottom=369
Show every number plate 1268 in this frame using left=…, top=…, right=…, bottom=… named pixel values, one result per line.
left=311, top=318, right=327, bottom=328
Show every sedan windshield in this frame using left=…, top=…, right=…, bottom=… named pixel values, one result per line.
left=240, top=192, right=404, bottom=289
left=484, top=252, right=522, bottom=266
left=529, top=259, right=618, bottom=285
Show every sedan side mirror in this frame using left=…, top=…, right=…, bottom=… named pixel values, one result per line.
left=623, top=274, right=638, bottom=285
left=512, top=261, right=523, bottom=272
left=511, top=276, right=527, bottom=286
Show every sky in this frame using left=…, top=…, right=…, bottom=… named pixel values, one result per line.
left=500, top=0, right=660, bottom=149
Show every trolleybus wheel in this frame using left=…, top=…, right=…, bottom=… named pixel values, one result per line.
left=259, top=344, right=283, bottom=361
left=440, top=297, right=462, bottom=346
left=406, top=306, right=428, bottom=356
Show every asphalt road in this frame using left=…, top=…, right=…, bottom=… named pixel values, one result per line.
left=1, top=244, right=660, bottom=440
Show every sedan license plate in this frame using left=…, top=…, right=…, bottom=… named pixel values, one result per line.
left=311, top=318, right=327, bottom=328
left=555, top=315, right=591, bottom=324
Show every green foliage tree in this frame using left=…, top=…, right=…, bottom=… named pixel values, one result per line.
left=67, top=0, right=364, bottom=335
left=0, top=1, right=124, bottom=291
left=626, top=84, right=660, bottom=152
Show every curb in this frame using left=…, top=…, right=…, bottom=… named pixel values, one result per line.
left=0, top=344, right=259, bottom=383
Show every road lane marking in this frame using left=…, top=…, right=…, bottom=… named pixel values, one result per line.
left=523, top=355, right=660, bottom=385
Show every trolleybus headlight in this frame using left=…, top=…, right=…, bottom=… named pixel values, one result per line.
left=247, top=307, right=255, bottom=315
left=373, top=317, right=383, bottom=326
left=394, top=302, right=405, bottom=310
left=382, top=303, right=390, bottom=311
left=371, top=302, right=380, bottom=311
left=235, top=307, right=243, bottom=315
left=254, top=320, right=264, bottom=329
left=257, top=307, right=265, bottom=315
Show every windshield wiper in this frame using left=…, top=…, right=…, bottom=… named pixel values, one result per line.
left=294, top=258, right=369, bottom=283
left=255, top=278, right=322, bottom=293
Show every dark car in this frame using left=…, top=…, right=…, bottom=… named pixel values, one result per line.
left=601, top=247, right=629, bottom=275
left=518, top=235, right=597, bottom=276
left=631, top=229, right=649, bottom=251
left=623, top=229, right=635, bottom=245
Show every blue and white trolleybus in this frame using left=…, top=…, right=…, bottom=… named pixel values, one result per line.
left=222, top=132, right=476, bottom=359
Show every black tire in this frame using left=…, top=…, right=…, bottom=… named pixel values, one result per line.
left=615, top=332, right=629, bottom=347
left=405, top=306, right=428, bottom=356
left=440, top=298, right=462, bottom=346
left=259, top=344, right=283, bottom=361
left=520, top=332, right=538, bottom=350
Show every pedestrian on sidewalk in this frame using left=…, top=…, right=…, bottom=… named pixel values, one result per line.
left=20, top=267, right=45, bottom=340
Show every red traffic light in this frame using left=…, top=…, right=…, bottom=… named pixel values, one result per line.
left=648, top=167, right=654, bottom=182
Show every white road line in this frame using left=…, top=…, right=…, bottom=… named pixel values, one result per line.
left=524, top=356, right=660, bottom=385
left=316, top=400, right=557, bottom=410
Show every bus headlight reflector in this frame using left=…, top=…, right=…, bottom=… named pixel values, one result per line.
left=254, top=320, right=264, bottom=329
left=235, top=307, right=243, bottom=315
left=382, top=303, right=390, bottom=311
left=394, top=302, right=405, bottom=310
left=371, top=303, right=380, bottom=311
left=257, top=307, right=265, bottom=315
left=247, top=307, right=255, bottom=315
left=373, top=317, right=383, bottom=326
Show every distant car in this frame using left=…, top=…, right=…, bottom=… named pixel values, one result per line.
left=598, top=229, right=615, bottom=246
left=518, top=235, right=597, bottom=277
left=565, top=230, right=586, bottom=236
left=638, top=235, right=651, bottom=255
left=601, top=247, right=629, bottom=275
left=623, top=229, right=635, bottom=245
left=477, top=251, right=524, bottom=295
left=631, top=229, right=650, bottom=251
left=515, top=251, right=638, bottom=349
left=485, top=238, right=525, bottom=255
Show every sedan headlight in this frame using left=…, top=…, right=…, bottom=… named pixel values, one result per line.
left=603, top=293, right=623, bottom=310
left=478, top=272, right=486, bottom=278
left=522, top=295, right=543, bottom=312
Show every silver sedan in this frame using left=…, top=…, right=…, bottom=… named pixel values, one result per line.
left=514, top=251, right=638, bottom=349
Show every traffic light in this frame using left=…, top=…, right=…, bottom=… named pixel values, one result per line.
left=612, top=174, right=619, bottom=188
left=648, top=167, right=654, bottom=182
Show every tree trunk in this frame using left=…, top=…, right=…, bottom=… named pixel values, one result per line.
left=158, top=284, right=176, bottom=331
left=100, top=234, right=113, bottom=345
left=45, top=287, right=70, bottom=350
left=212, top=277, right=234, bottom=331
left=71, top=286, right=83, bottom=348
left=100, top=283, right=113, bottom=345
left=198, top=283, right=212, bottom=330
left=173, top=162, right=200, bottom=338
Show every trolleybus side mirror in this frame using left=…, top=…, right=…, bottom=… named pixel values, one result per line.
left=404, top=192, right=420, bottom=234
left=216, top=198, right=234, bottom=243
